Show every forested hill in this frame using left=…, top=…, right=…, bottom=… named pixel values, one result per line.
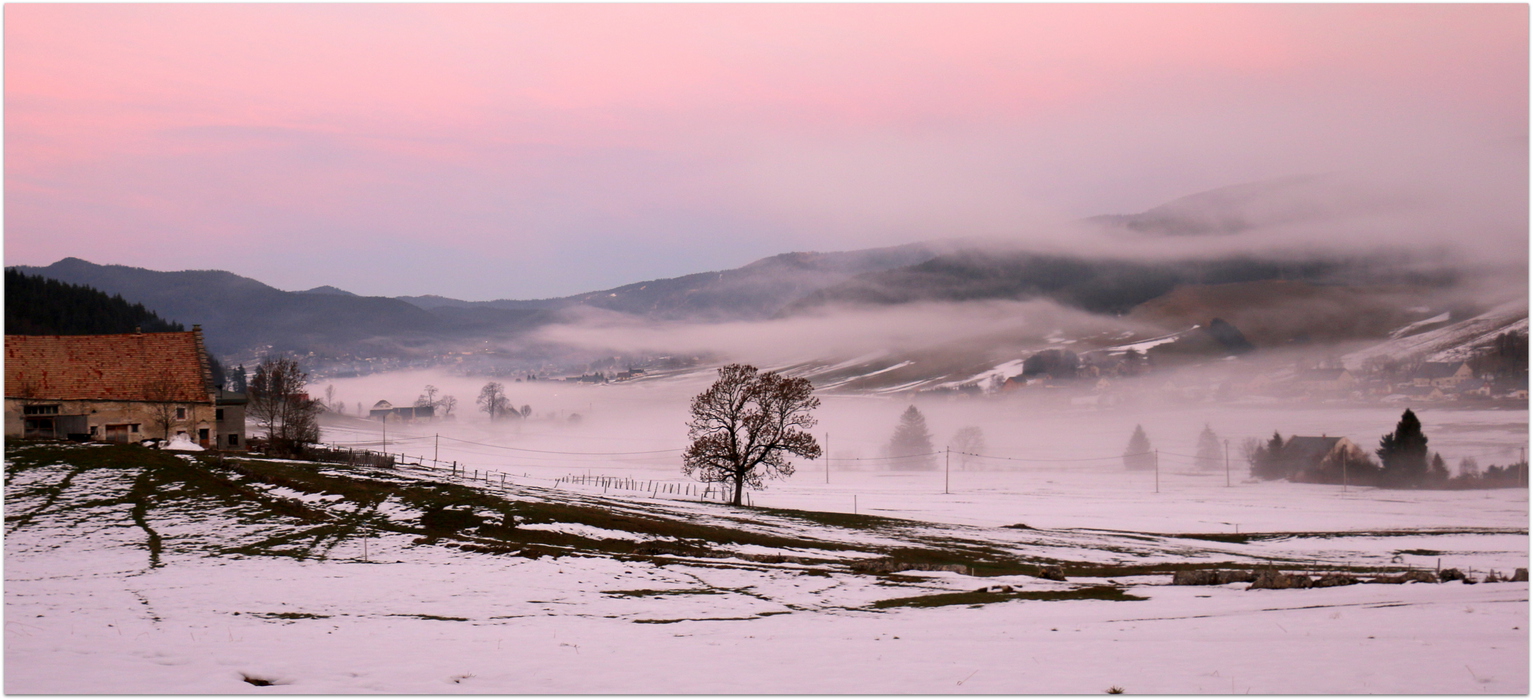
left=4, top=269, right=185, bottom=336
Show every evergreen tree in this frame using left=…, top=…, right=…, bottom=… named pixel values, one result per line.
left=1429, top=453, right=1450, bottom=485
left=887, top=406, right=937, bottom=471
left=1377, top=409, right=1429, bottom=487
left=1194, top=424, right=1223, bottom=471
left=1123, top=425, right=1154, bottom=471
left=1250, top=431, right=1287, bottom=480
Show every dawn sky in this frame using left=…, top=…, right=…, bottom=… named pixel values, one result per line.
left=5, top=4, right=1526, bottom=300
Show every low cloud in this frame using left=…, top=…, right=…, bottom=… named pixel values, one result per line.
left=533, top=298, right=1149, bottom=367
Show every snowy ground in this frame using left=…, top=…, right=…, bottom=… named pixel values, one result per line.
left=5, top=438, right=1528, bottom=694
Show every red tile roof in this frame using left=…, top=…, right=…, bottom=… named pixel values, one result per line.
left=5, top=332, right=212, bottom=403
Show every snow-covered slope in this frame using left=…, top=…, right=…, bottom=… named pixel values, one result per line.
left=5, top=442, right=1528, bottom=694
left=1342, top=300, right=1529, bottom=370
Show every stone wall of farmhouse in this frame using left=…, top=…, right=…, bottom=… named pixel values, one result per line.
left=4, top=398, right=217, bottom=444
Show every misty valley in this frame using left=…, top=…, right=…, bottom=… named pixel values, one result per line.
left=7, top=175, right=1529, bottom=694
left=7, top=5, right=1528, bottom=694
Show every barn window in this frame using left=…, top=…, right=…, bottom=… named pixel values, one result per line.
left=22, top=405, right=60, bottom=416
left=176, top=407, right=187, bottom=420
left=216, top=409, right=225, bottom=421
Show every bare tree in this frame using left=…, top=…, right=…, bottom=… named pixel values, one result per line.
left=324, top=384, right=337, bottom=413
left=477, top=382, right=512, bottom=421
left=143, top=374, right=187, bottom=440
left=439, top=395, right=457, bottom=418
left=683, top=364, right=821, bottom=506
left=950, top=426, right=986, bottom=470
left=248, top=356, right=321, bottom=456
left=417, top=384, right=440, bottom=408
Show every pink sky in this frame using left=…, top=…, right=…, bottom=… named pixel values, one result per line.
left=5, top=4, right=1526, bottom=299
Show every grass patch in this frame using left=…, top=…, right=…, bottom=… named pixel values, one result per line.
left=633, top=611, right=788, bottom=624
left=249, top=611, right=331, bottom=620
left=750, top=505, right=905, bottom=531
left=852, top=546, right=1042, bottom=578
left=871, top=585, right=1146, bottom=610
left=389, top=614, right=470, bottom=622
left=602, top=588, right=727, bottom=598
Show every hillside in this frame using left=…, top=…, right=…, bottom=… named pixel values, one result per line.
left=1341, top=300, right=1531, bottom=370
left=4, top=269, right=185, bottom=335
left=9, top=258, right=466, bottom=357
left=10, top=174, right=1482, bottom=370
left=397, top=244, right=939, bottom=320
left=5, top=441, right=1526, bottom=693
left=11, top=247, right=936, bottom=359
left=1125, top=280, right=1440, bottom=347
left=786, top=251, right=1368, bottom=316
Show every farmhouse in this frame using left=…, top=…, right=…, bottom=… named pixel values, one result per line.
left=1278, top=435, right=1370, bottom=482
left=4, top=328, right=244, bottom=448
left=369, top=400, right=435, bottom=422
left=1412, top=362, right=1474, bottom=388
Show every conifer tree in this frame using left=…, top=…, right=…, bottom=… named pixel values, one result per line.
left=1195, top=424, right=1223, bottom=471
left=1377, top=409, right=1429, bottom=487
left=1250, top=431, right=1288, bottom=480
left=887, top=406, right=937, bottom=471
left=1429, top=453, right=1450, bottom=484
left=1123, top=425, right=1154, bottom=471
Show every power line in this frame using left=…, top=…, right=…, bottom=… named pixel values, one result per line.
left=830, top=451, right=943, bottom=463
left=957, top=449, right=1153, bottom=463
left=437, top=435, right=683, bottom=456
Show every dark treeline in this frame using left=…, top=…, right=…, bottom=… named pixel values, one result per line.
left=1469, top=331, right=1530, bottom=383
left=5, top=269, right=184, bottom=336
left=1250, top=408, right=1526, bottom=489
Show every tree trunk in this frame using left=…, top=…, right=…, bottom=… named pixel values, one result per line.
left=732, top=474, right=744, bottom=506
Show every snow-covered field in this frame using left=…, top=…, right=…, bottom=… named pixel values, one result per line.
left=5, top=432, right=1528, bottom=694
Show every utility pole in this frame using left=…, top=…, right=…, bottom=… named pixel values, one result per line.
left=1154, top=449, right=1160, bottom=494
left=381, top=413, right=387, bottom=453
left=825, top=433, right=830, bottom=484
left=1343, top=454, right=1349, bottom=493
left=434, top=433, right=439, bottom=465
left=1224, top=439, right=1231, bottom=487
left=945, top=446, right=951, bottom=495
